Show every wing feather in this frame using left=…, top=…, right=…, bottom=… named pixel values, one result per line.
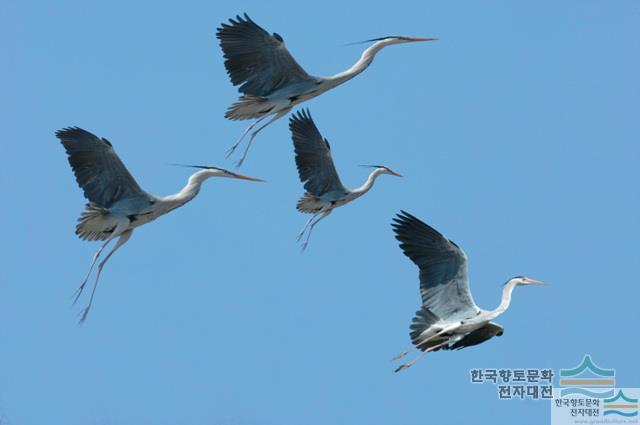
left=290, top=109, right=346, bottom=195
left=56, top=127, right=150, bottom=208
left=216, top=14, right=312, bottom=96
left=450, top=322, right=504, bottom=350
left=392, top=211, right=479, bottom=319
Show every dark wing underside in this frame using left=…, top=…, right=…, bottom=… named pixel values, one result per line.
left=449, top=322, right=504, bottom=350
left=392, top=211, right=479, bottom=320
left=56, top=127, right=149, bottom=208
left=290, top=109, right=346, bottom=195
left=216, top=14, right=312, bottom=96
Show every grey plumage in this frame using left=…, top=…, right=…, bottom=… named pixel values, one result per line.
left=56, top=127, right=264, bottom=323
left=217, top=14, right=312, bottom=99
left=449, top=323, right=504, bottom=350
left=409, top=307, right=447, bottom=352
left=216, top=14, right=435, bottom=166
left=290, top=109, right=346, bottom=196
left=289, top=110, right=402, bottom=250
left=392, top=210, right=479, bottom=320
left=391, top=211, right=544, bottom=372
left=75, top=203, right=113, bottom=241
left=56, top=127, right=152, bottom=209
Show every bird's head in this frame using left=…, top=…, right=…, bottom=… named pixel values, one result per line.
left=360, top=164, right=403, bottom=177
left=506, top=276, right=545, bottom=287
left=172, top=164, right=265, bottom=182
left=362, top=36, right=437, bottom=46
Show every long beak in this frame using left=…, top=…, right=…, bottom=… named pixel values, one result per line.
left=229, top=172, right=266, bottom=182
left=346, top=37, right=437, bottom=46
left=391, top=171, right=404, bottom=177
left=525, top=278, right=545, bottom=286
left=407, top=37, right=437, bottom=42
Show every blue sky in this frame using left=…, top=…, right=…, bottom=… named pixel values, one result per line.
left=1, top=0, right=639, bottom=424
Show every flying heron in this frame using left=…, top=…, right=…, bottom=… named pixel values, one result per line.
left=216, top=13, right=436, bottom=166
left=391, top=211, right=544, bottom=372
left=291, top=109, right=402, bottom=251
left=56, top=127, right=264, bottom=323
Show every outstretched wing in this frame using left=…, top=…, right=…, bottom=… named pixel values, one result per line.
left=392, top=211, right=480, bottom=320
left=450, top=322, right=504, bottom=350
left=290, top=109, right=346, bottom=195
left=216, top=14, right=313, bottom=96
left=56, top=127, right=150, bottom=208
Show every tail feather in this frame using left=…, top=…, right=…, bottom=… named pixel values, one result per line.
left=75, top=203, right=118, bottom=241
left=225, top=95, right=273, bottom=120
left=409, top=307, right=447, bottom=351
left=296, top=192, right=323, bottom=214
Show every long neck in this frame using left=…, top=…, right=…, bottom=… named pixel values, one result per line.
left=488, top=280, right=518, bottom=318
left=163, top=169, right=215, bottom=205
left=352, top=168, right=385, bottom=198
left=328, top=40, right=392, bottom=86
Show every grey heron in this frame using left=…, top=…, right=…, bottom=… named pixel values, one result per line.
left=56, top=127, right=264, bottom=323
left=291, top=110, right=402, bottom=251
left=391, top=211, right=544, bottom=372
left=216, top=14, right=436, bottom=166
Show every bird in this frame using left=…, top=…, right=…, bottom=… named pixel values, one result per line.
left=290, top=109, right=402, bottom=250
left=56, top=127, right=264, bottom=323
left=390, top=211, right=544, bottom=372
left=216, top=13, right=436, bottom=167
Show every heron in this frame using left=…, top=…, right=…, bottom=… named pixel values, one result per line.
left=216, top=13, right=436, bottom=167
left=56, top=127, right=264, bottom=323
left=291, top=109, right=402, bottom=251
left=390, top=211, right=544, bottom=372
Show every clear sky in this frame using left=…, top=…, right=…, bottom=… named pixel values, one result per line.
left=1, top=0, right=639, bottom=424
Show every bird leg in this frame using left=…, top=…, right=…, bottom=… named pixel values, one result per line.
left=413, top=323, right=460, bottom=347
left=72, top=238, right=113, bottom=305
left=392, top=323, right=460, bottom=361
left=296, top=212, right=321, bottom=242
left=300, top=210, right=331, bottom=252
left=78, top=229, right=133, bottom=324
left=392, top=347, right=413, bottom=361
left=225, top=115, right=268, bottom=158
left=234, top=110, right=290, bottom=168
left=394, top=340, right=449, bottom=373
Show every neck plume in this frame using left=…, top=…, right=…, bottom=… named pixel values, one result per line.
left=329, top=40, right=393, bottom=86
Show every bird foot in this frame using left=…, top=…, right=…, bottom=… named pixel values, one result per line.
left=233, top=157, right=245, bottom=168
left=71, top=284, right=86, bottom=306
left=392, top=350, right=410, bottom=361
left=394, top=363, right=412, bottom=373
left=77, top=307, right=91, bottom=325
left=225, top=143, right=240, bottom=159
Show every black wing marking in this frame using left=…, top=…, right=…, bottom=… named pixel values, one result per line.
left=56, top=127, right=150, bottom=208
left=290, top=109, right=346, bottom=195
left=392, top=211, right=479, bottom=319
left=217, top=14, right=312, bottom=96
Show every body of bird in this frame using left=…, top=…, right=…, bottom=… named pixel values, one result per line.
left=56, top=127, right=264, bottom=322
left=289, top=110, right=402, bottom=250
left=216, top=13, right=436, bottom=166
left=78, top=169, right=227, bottom=239
left=390, top=211, right=544, bottom=372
